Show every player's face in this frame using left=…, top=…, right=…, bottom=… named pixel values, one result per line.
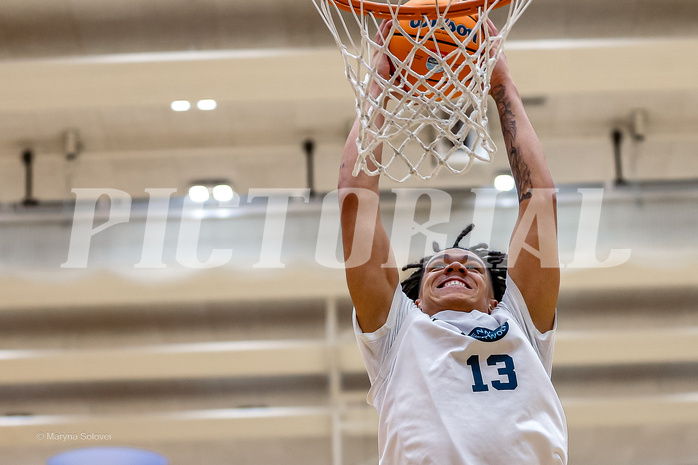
left=416, top=248, right=497, bottom=316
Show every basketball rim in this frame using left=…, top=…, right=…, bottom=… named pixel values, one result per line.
left=326, top=0, right=512, bottom=19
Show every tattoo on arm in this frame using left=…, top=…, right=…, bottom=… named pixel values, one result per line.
left=493, top=84, right=532, bottom=202
left=508, top=147, right=533, bottom=202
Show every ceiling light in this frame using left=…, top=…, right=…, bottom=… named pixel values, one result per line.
left=494, top=174, right=515, bottom=192
left=197, top=99, right=217, bottom=111
left=187, top=179, right=235, bottom=203
left=171, top=100, right=191, bottom=112
left=212, top=184, right=234, bottom=202
left=188, top=185, right=210, bottom=202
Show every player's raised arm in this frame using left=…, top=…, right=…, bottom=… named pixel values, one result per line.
left=489, top=32, right=560, bottom=333
left=339, top=20, right=399, bottom=333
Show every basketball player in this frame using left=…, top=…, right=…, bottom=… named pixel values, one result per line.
left=338, top=20, right=568, bottom=464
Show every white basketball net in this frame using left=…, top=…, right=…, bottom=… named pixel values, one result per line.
left=314, top=0, right=531, bottom=182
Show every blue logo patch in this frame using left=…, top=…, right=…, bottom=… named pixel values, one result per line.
left=468, top=322, right=509, bottom=342
left=425, top=56, right=443, bottom=73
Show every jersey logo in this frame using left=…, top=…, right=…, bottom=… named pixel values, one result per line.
left=468, top=322, right=509, bottom=342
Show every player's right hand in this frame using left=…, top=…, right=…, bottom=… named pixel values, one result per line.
left=372, top=20, right=394, bottom=81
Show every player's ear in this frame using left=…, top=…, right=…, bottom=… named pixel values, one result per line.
left=488, top=299, right=498, bottom=314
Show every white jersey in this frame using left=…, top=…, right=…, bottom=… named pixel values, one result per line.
left=353, top=274, right=568, bottom=465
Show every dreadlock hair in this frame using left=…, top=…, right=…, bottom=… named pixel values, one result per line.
left=400, top=224, right=507, bottom=303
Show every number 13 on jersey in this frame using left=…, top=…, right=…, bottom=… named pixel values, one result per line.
left=466, top=354, right=518, bottom=392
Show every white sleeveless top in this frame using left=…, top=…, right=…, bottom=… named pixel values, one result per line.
left=353, top=274, right=568, bottom=465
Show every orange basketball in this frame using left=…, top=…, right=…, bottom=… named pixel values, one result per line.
left=388, top=0, right=481, bottom=97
